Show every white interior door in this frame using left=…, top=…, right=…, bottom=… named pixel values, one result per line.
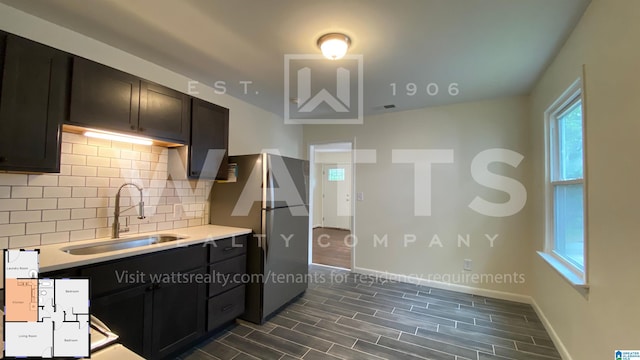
left=322, top=163, right=351, bottom=230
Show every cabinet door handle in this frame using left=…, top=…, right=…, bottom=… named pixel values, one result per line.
left=145, top=285, right=154, bottom=292
left=154, top=283, right=161, bottom=290
left=223, top=247, right=235, bottom=252
left=191, top=171, right=200, bottom=176
left=130, top=125, right=136, bottom=130
left=139, top=127, right=145, bottom=132
left=221, top=304, right=234, bottom=312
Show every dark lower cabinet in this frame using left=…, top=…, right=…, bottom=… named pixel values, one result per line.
left=0, top=32, right=70, bottom=172
left=151, top=267, right=206, bottom=359
left=91, top=284, right=153, bottom=356
left=208, top=285, right=245, bottom=331
left=80, top=238, right=245, bottom=359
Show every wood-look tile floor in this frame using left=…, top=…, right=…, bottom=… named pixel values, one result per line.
left=312, top=227, right=352, bottom=269
left=178, top=265, right=560, bottom=360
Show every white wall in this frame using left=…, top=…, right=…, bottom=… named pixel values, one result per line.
left=0, top=3, right=303, bottom=158
left=304, top=96, right=532, bottom=296
left=528, top=0, right=640, bottom=358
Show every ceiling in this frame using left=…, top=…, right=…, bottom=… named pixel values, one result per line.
left=1, top=0, right=590, bottom=118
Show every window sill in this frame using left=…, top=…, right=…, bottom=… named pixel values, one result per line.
left=537, top=251, right=589, bottom=293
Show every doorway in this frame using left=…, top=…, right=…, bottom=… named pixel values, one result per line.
left=309, top=142, right=353, bottom=270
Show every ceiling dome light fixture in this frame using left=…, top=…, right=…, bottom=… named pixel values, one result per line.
left=317, top=33, right=351, bottom=60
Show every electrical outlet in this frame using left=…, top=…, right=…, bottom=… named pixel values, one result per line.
left=356, top=192, right=364, bottom=201
left=463, top=259, right=472, bottom=271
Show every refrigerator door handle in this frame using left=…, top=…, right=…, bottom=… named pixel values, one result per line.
left=265, top=211, right=274, bottom=261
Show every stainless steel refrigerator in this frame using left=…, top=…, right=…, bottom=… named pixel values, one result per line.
left=209, top=153, right=309, bottom=324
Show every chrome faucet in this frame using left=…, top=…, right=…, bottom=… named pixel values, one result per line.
left=112, top=183, right=146, bottom=239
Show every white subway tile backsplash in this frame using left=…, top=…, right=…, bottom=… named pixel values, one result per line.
left=120, top=150, right=140, bottom=160
left=86, top=156, right=111, bottom=167
left=138, top=223, right=157, bottom=233
left=42, top=209, right=71, bottom=221
left=28, top=174, right=58, bottom=186
left=96, top=227, right=111, bottom=238
left=97, top=167, right=120, bottom=178
left=0, top=199, right=27, bottom=211
left=58, top=198, right=85, bottom=209
left=156, top=222, right=173, bottom=231
left=70, top=229, right=95, bottom=241
left=98, top=147, right=121, bottom=159
left=0, top=174, right=28, bottom=186
left=0, top=186, right=10, bottom=198
left=10, top=211, right=41, bottom=223
left=84, top=217, right=107, bottom=229
left=87, top=137, right=112, bottom=147
left=59, top=176, right=86, bottom=187
left=0, top=136, right=211, bottom=249
left=41, top=231, right=70, bottom=245
left=133, top=144, right=152, bottom=153
left=61, top=154, right=87, bottom=166
left=59, top=165, right=72, bottom=176
left=61, top=142, right=73, bottom=154
left=111, top=159, right=131, bottom=169
left=71, top=166, right=97, bottom=177
left=72, top=144, right=98, bottom=156
left=26, top=221, right=56, bottom=234
left=72, top=187, right=98, bottom=198
left=9, top=234, right=41, bottom=248
left=0, top=223, right=25, bottom=236
left=57, top=219, right=84, bottom=232
left=11, top=186, right=43, bottom=198
left=43, top=187, right=72, bottom=198
left=62, top=132, right=88, bottom=144
left=85, top=197, right=108, bottom=208
left=174, top=220, right=188, bottom=228
left=71, top=208, right=96, bottom=219
left=27, top=198, right=57, bottom=210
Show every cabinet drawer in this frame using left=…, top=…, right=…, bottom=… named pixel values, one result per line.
left=209, top=255, right=246, bottom=297
left=207, top=285, right=245, bottom=331
left=82, top=245, right=207, bottom=297
left=209, top=235, right=247, bottom=263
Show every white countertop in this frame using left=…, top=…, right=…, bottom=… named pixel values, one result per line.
left=32, top=225, right=252, bottom=273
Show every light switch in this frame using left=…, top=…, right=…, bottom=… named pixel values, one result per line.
left=356, top=192, right=364, bottom=201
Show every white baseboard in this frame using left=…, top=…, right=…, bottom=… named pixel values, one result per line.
left=351, top=266, right=572, bottom=360
left=312, top=224, right=322, bottom=229
left=352, top=266, right=530, bottom=304
left=530, top=298, right=573, bottom=360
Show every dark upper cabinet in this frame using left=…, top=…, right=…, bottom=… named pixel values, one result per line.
left=139, top=81, right=190, bottom=142
left=0, top=33, right=70, bottom=172
left=69, top=57, right=140, bottom=133
left=189, top=98, right=229, bottom=180
left=69, top=58, right=189, bottom=143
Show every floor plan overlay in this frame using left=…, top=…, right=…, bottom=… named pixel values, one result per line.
left=3, top=249, right=90, bottom=358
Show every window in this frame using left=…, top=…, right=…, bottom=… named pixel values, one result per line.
left=327, top=168, right=345, bottom=181
left=543, top=79, right=587, bottom=283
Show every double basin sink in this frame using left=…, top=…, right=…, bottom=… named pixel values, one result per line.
left=61, top=233, right=188, bottom=255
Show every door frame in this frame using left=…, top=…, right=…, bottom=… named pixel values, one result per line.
left=308, top=140, right=356, bottom=270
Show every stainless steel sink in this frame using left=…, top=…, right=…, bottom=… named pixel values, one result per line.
left=62, top=234, right=188, bottom=255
